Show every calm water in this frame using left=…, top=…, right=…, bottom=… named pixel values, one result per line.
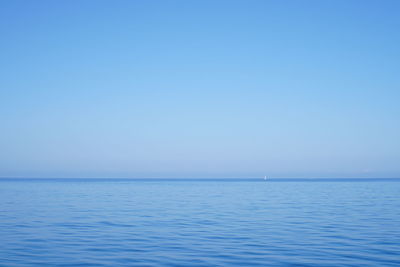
left=0, top=179, right=399, bottom=266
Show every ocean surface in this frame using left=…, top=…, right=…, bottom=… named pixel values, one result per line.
left=0, top=178, right=399, bottom=266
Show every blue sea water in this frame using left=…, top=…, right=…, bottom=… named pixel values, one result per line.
left=0, top=179, right=399, bottom=266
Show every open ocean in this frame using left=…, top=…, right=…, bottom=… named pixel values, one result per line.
left=0, top=178, right=399, bottom=266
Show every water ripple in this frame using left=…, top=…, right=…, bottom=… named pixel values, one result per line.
left=1, top=179, right=400, bottom=266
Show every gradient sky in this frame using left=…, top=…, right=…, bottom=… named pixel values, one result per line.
left=1, top=0, right=399, bottom=178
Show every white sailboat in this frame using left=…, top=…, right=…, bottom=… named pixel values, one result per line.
left=264, top=175, right=267, bottom=181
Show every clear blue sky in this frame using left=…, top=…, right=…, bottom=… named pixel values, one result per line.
left=1, top=0, right=399, bottom=178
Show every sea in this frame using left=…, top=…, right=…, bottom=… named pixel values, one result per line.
left=0, top=178, right=399, bottom=266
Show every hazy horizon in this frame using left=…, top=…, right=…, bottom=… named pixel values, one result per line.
left=1, top=0, right=399, bottom=179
